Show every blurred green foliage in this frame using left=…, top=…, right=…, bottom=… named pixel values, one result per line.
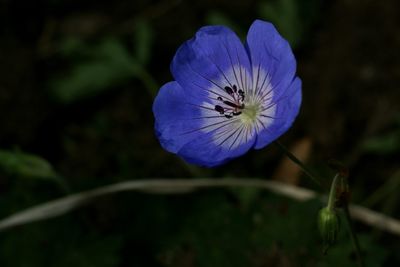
left=362, top=132, right=400, bottom=155
left=134, top=19, right=154, bottom=65
left=362, top=116, right=400, bottom=155
left=51, top=38, right=141, bottom=103
left=0, top=149, right=58, bottom=181
left=259, top=0, right=322, bottom=47
left=50, top=20, right=156, bottom=103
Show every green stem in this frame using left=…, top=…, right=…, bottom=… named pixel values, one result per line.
left=327, top=174, right=339, bottom=211
left=274, top=140, right=321, bottom=186
left=343, top=203, right=365, bottom=267
left=275, top=140, right=364, bottom=265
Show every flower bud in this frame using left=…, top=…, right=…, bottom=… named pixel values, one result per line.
left=318, top=207, right=340, bottom=247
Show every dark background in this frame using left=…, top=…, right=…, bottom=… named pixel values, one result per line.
left=0, top=0, right=399, bottom=266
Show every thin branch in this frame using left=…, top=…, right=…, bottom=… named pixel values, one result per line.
left=0, top=178, right=399, bottom=236
left=343, top=204, right=365, bottom=267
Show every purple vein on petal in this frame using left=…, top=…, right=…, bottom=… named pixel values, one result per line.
left=191, top=82, right=233, bottom=102
left=256, top=72, right=272, bottom=100
left=180, top=117, right=240, bottom=136
left=186, top=102, right=216, bottom=111
left=215, top=124, right=242, bottom=147
left=252, top=62, right=262, bottom=100
left=197, top=45, right=234, bottom=89
left=228, top=125, right=246, bottom=150
left=185, top=115, right=228, bottom=120
left=260, top=94, right=292, bottom=112
left=256, top=117, right=267, bottom=131
left=186, top=60, right=226, bottom=92
left=222, top=41, right=242, bottom=92
left=234, top=45, right=246, bottom=93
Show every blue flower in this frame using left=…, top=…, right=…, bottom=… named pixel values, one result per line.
left=153, top=20, right=301, bottom=167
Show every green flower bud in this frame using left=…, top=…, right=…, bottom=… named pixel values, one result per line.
left=318, top=207, right=340, bottom=246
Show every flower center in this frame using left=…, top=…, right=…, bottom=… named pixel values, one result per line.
left=240, top=102, right=260, bottom=125
left=213, top=83, right=261, bottom=126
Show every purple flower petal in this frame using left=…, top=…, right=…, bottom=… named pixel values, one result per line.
left=245, top=20, right=296, bottom=100
left=177, top=120, right=257, bottom=167
left=254, top=77, right=302, bottom=149
left=171, top=25, right=252, bottom=101
left=153, top=81, right=202, bottom=153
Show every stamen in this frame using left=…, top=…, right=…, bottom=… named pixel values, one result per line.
left=223, top=100, right=241, bottom=109
left=238, top=89, right=244, bottom=101
left=224, top=86, right=234, bottom=95
left=214, top=105, right=225, bottom=114
left=214, top=84, right=246, bottom=119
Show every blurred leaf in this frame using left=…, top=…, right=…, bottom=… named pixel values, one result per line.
left=134, top=19, right=154, bottom=65
left=259, top=0, right=323, bottom=47
left=58, top=37, right=90, bottom=57
left=50, top=38, right=141, bottom=103
left=259, top=0, right=301, bottom=46
left=0, top=149, right=59, bottom=180
left=363, top=170, right=400, bottom=207
left=362, top=131, right=400, bottom=155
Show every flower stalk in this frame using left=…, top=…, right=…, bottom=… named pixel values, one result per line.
left=274, top=140, right=321, bottom=186
left=343, top=204, right=365, bottom=267
left=338, top=174, right=365, bottom=267
left=276, top=146, right=364, bottom=266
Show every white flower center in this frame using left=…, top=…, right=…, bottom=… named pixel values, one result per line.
left=199, top=65, right=276, bottom=150
left=240, top=102, right=261, bottom=125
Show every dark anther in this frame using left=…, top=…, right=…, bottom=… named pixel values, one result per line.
left=224, top=86, right=234, bottom=95
left=215, top=84, right=246, bottom=119
left=223, top=100, right=239, bottom=108
left=223, top=100, right=244, bottom=109
left=214, top=105, right=225, bottom=114
left=238, top=89, right=245, bottom=101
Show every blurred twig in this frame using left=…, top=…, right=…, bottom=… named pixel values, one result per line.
left=343, top=200, right=365, bottom=267
left=363, top=169, right=400, bottom=207
left=0, top=178, right=400, bottom=235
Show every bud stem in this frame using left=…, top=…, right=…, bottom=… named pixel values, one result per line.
left=343, top=199, right=365, bottom=267
left=274, top=140, right=321, bottom=186
left=327, top=174, right=339, bottom=211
